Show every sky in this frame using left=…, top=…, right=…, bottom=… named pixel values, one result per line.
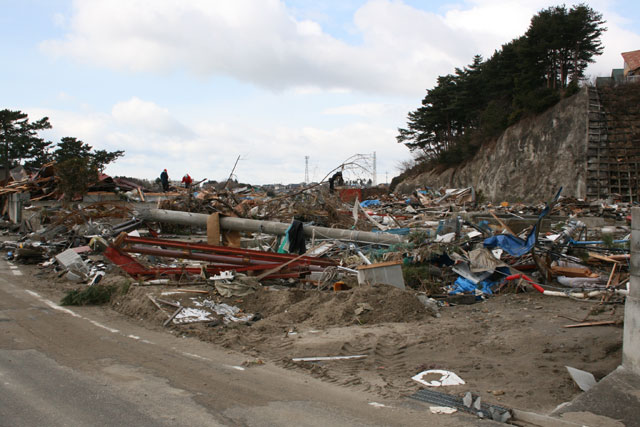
left=2, top=0, right=640, bottom=185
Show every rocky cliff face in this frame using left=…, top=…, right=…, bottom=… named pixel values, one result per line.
left=404, top=88, right=588, bottom=203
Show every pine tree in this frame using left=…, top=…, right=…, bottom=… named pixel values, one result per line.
left=0, top=109, right=52, bottom=178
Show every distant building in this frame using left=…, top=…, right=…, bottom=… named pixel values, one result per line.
left=596, top=50, right=640, bottom=86
left=622, top=49, right=640, bottom=77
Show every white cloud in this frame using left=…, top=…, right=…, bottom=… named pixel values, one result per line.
left=31, top=98, right=408, bottom=185
left=111, top=97, right=193, bottom=137
left=30, top=1, right=640, bottom=186
left=323, top=102, right=406, bottom=118
left=42, top=0, right=589, bottom=96
left=39, top=1, right=640, bottom=96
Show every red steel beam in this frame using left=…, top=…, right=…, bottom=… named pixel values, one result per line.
left=118, top=235, right=335, bottom=267
left=105, top=235, right=331, bottom=280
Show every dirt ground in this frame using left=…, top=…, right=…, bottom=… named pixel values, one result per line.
left=27, top=264, right=624, bottom=415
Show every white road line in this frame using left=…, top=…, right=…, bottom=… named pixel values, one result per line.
left=25, top=290, right=81, bottom=318
left=181, top=352, right=211, bottom=361
left=23, top=289, right=215, bottom=365
left=9, top=266, right=18, bottom=269
left=88, top=319, right=120, bottom=334
left=11, top=270, right=23, bottom=276
left=25, top=290, right=118, bottom=334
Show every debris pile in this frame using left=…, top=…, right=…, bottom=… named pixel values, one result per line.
left=0, top=177, right=634, bottom=417
left=2, top=181, right=632, bottom=318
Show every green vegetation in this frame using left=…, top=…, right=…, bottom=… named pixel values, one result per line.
left=61, top=280, right=131, bottom=306
left=0, top=109, right=124, bottom=199
left=53, top=136, right=124, bottom=173
left=56, top=157, right=100, bottom=202
left=0, top=109, right=52, bottom=176
left=397, top=4, right=605, bottom=167
left=53, top=137, right=124, bottom=201
left=402, top=264, right=441, bottom=294
left=61, top=284, right=117, bottom=306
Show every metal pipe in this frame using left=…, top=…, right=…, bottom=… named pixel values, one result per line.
left=136, top=208, right=406, bottom=245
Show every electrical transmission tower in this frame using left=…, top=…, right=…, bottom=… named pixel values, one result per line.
left=304, top=156, right=309, bottom=184
left=372, top=151, right=377, bottom=186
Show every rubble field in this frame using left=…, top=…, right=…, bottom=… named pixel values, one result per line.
left=2, top=172, right=633, bottom=420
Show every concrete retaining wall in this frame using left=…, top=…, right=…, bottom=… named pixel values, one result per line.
left=403, top=88, right=589, bottom=203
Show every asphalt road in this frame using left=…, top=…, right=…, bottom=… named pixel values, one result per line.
left=0, top=259, right=484, bottom=426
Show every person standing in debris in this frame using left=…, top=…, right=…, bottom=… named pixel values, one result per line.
left=328, top=171, right=343, bottom=193
left=160, top=169, right=169, bottom=192
left=182, top=173, right=193, bottom=188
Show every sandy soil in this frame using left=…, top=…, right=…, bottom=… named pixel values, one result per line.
left=27, top=264, right=624, bottom=415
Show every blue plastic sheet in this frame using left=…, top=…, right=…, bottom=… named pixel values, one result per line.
left=483, top=231, right=537, bottom=257
left=449, top=276, right=498, bottom=296
left=483, top=187, right=562, bottom=257
left=360, top=199, right=381, bottom=207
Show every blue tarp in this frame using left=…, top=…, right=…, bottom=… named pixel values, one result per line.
left=483, top=230, right=537, bottom=257
left=449, top=276, right=498, bottom=296
left=360, top=199, right=381, bottom=207
left=483, top=187, right=562, bottom=257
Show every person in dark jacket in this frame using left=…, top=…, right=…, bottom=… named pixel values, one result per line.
left=328, top=171, right=343, bottom=193
left=160, top=169, right=169, bottom=192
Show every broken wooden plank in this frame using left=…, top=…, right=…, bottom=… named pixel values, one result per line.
left=207, top=212, right=221, bottom=246
left=147, top=295, right=170, bottom=316
left=550, top=265, right=599, bottom=278
left=292, top=355, right=367, bottom=362
left=489, top=210, right=516, bottom=236
left=255, top=250, right=312, bottom=281
left=605, top=263, right=618, bottom=288
left=587, top=252, right=620, bottom=263
left=155, top=297, right=181, bottom=308
left=163, top=306, right=183, bottom=327
left=563, top=320, right=619, bottom=328
left=174, top=289, right=209, bottom=294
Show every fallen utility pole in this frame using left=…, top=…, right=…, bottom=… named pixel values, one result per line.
left=136, top=208, right=406, bottom=245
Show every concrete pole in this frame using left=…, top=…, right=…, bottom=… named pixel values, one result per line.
left=137, top=208, right=406, bottom=246
left=624, top=207, right=640, bottom=373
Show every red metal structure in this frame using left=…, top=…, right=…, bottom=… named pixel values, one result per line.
left=105, top=234, right=335, bottom=280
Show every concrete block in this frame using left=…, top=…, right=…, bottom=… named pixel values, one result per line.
left=631, top=241, right=640, bottom=276
left=8, top=192, right=30, bottom=224
left=629, top=275, right=640, bottom=299
left=623, top=296, right=640, bottom=374
left=632, top=208, right=640, bottom=231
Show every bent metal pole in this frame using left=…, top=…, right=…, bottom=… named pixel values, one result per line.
left=137, top=208, right=406, bottom=245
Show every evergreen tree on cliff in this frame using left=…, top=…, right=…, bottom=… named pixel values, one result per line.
left=397, top=4, right=606, bottom=165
